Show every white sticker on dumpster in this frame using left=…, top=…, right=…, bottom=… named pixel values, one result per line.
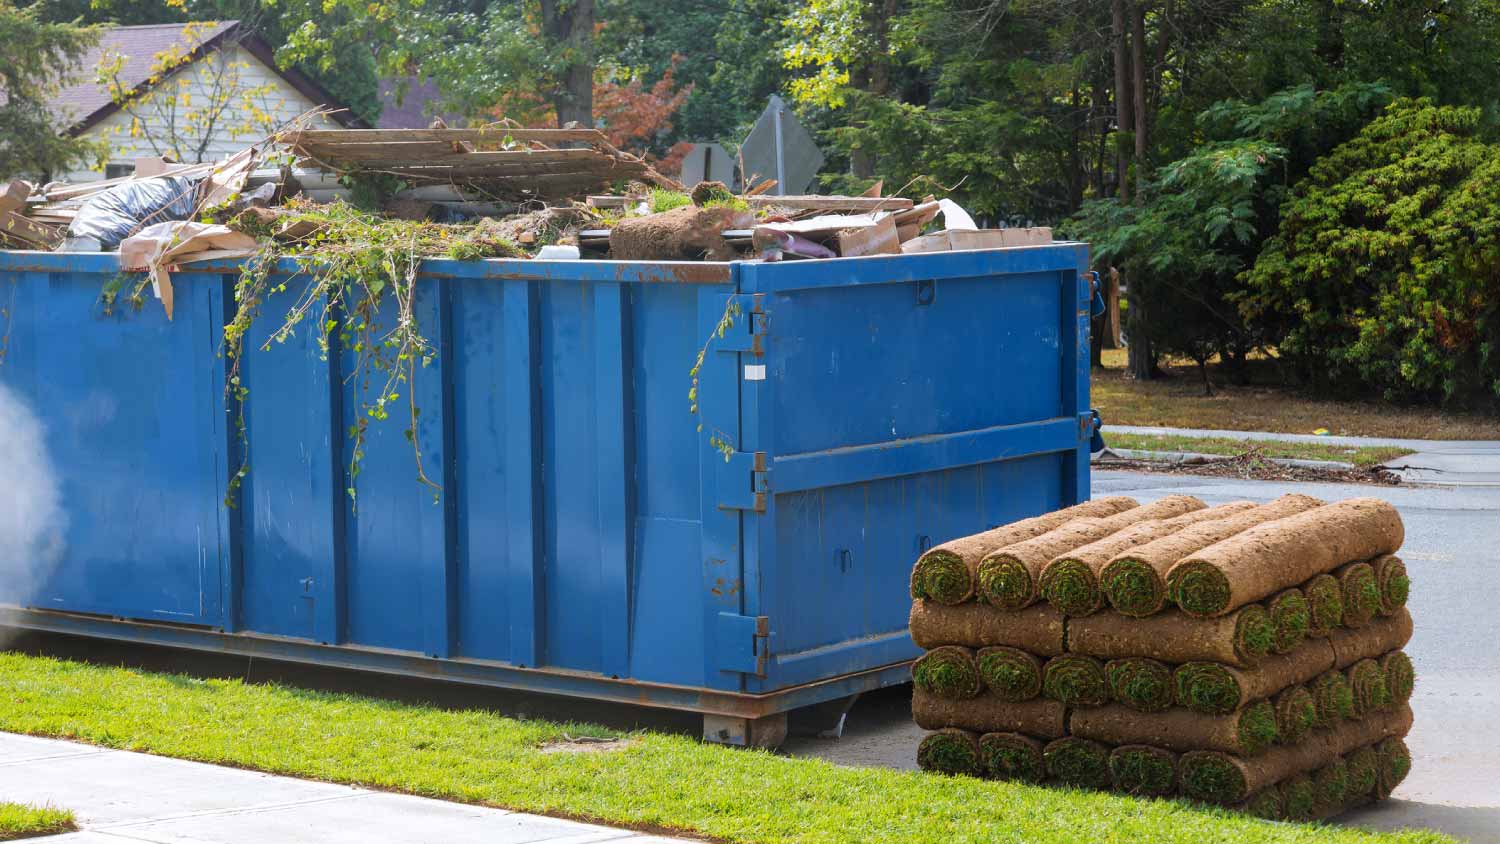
left=744, top=364, right=766, bottom=381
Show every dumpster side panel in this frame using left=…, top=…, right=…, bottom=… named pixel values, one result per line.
left=0, top=261, right=225, bottom=625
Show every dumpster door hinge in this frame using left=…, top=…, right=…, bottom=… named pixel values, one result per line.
left=717, top=451, right=769, bottom=512
left=717, top=612, right=771, bottom=677
left=714, top=294, right=767, bottom=357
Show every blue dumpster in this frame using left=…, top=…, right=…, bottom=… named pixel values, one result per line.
left=0, top=244, right=1093, bottom=744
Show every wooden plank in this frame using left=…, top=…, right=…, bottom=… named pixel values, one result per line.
left=377, top=166, right=643, bottom=183
left=745, top=195, right=914, bottom=211
left=293, top=146, right=610, bottom=166
left=0, top=210, right=61, bottom=248
left=1, top=180, right=32, bottom=214
left=283, top=128, right=608, bottom=146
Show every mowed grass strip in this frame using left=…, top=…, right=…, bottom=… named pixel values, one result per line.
left=0, top=653, right=1452, bottom=844
left=0, top=801, right=75, bottom=841
left=1103, top=433, right=1414, bottom=469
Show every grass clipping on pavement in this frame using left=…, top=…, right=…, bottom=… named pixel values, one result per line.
left=0, top=802, right=75, bottom=841
left=0, top=652, right=1453, bottom=844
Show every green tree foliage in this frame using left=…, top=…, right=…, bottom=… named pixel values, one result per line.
left=0, top=0, right=107, bottom=177
left=1241, top=99, right=1500, bottom=405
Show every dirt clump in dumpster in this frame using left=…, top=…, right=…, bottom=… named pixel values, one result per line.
left=609, top=204, right=752, bottom=261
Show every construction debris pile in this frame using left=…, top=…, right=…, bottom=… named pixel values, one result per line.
left=1, top=125, right=1053, bottom=265
left=909, top=494, right=1415, bottom=821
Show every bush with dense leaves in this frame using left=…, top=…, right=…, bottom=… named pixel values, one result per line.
left=1241, top=99, right=1500, bottom=405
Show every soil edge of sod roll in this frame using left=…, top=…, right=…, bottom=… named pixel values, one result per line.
left=979, top=732, right=1046, bottom=783
left=909, top=601, right=1066, bottom=655
left=976, top=646, right=1043, bottom=702
left=1104, top=658, right=1175, bottom=713
left=1108, top=745, right=1178, bottom=796
left=916, top=728, right=981, bottom=775
left=1043, top=737, right=1112, bottom=790
left=1065, top=605, right=1274, bottom=669
left=1070, top=702, right=1278, bottom=756
left=1304, top=573, right=1345, bottom=637
left=912, top=688, right=1068, bottom=737
left=911, top=646, right=982, bottom=700
left=1042, top=655, right=1109, bottom=707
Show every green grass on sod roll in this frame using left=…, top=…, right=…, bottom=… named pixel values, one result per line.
left=1043, top=656, right=1109, bottom=707
left=912, top=647, right=982, bottom=699
left=1376, top=559, right=1410, bottom=615
left=1311, top=671, right=1356, bottom=727
left=978, top=557, right=1034, bottom=610
left=1305, top=574, right=1344, bottom=636
left=1312, top=759, right=1349, bottom=813
left=1274, top=686, right=1317, bottom=744
left=1099, top=561, right=1163, bottom=618
left=977, top=647, right=1042, bottom=702
left=1342, top=564, right=1382, bottom=628
left=1044, top=738, right=1112, bottom=790
left=1170, top=562, right=1233, bottom=618
left=1346, top=747, right=1379, bottom=799
left=1105, top=658, right=1174, bottom=712
left=979, top=733, right=1045, bottom=783
left=1237, top=701, right=1280, bottom=756
left=1284, top=773, right=1318, bottom=821
left=1377, top=737, right=1413, bottom=797
left=1268, top=590, right=1311, bottom=654
left=1382, top=652, right=1415, bottom=703
left=1040, top=560, right=1099, bottom=616
left=911, top=551, right=970, bottom=604
left=1178, top=753, right=1247, bottom=804
left=1237, top=605, right=1277, bottom=663
left=1349, top=660, right=1392, bottom=716
left=1244, top=786, right=1285, bottom=821
left=1108, top=746, right=1177, bottom=796
left=917, top=729, right=981, bottom=776
left=1174, top=663, right=1243, bottom=715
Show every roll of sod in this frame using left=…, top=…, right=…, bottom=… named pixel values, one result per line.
left=1104, top=658, right=1174, bottom=712
left=1330, top=608, right=1413, bottom=668
left=1173, top=640, right=1335, bottom=715
left=1071, top=701, right=1278, bottom=756
left=1374, top=736, right=1412, bottom=799
left=1372, top=554, right=1410, bottom=616
left=911, top=646, right=982, bottom=700
left=1067, top=606, right=1273, bottom=668
left=1239, top=784, right=1285, bottom=820
left=1345, top=746, right=1379, bottom=800
left=1336, top=561, right=1381, bottom=629
left=1042, top=655, right=1109, bottom=707
left=1267, top=588, right=1311, bottom=654
left=1274, top=685, right=1317, bottom=744
left=909, top=496, right=1139, bottom=604
left=1043, top=737, right=1112, bottom=790
left=1100, top=494, right=1325, bottom=618
left=1381, top=651, right=1415, bottom=704
left=1347, top=659, right=1392, bottom=717
left=1168, top=497, right=1405, bottom=619
left=908, top=601, right=1066, bottom=655
left=1176, top=705, right=1412, bottom=804
left=1108, top=745, right=1179, bottom=797
left=1311, top=758, right=1349, bottom=814
left=1282, top=773, right=1317, bottom=821
left=1310, top=670, right=1356, bottom=727
left=916, top=728, right=981, bottom=775
left=978, top=496, right=1207, bottom=610
left=1303, top=573, right=1344, bottom=637
left=979, top=732, right=1046, bottom=783
left=1039, top=501, right=1253, bottom=616
left=911, top=688, right=1067, bottom=738
left=976, top=646, right=1042, bottom=702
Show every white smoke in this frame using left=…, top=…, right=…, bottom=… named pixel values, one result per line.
left=0, top=382, right=68, bottom=614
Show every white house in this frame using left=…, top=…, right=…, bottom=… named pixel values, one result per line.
left=50, top=21, right=364, bottom=183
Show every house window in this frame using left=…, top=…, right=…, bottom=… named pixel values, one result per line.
left=105, top=163, right=135, bottom=179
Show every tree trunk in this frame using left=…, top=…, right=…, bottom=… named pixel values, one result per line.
left=1131, top=0, right=1148, bottom=200
left=1111, top=0, right=1132, bottom=202
left=1125, top=274, right=1154, bottom=380
left=540, top=0, right=596, bottom=128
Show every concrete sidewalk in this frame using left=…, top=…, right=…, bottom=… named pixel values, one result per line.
left=0, top=732, right=687, bottom=844
left=1104, top=424, right=1500, bottom=486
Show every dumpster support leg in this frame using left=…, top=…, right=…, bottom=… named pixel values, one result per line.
left=703, top=712, right=788, bottom=749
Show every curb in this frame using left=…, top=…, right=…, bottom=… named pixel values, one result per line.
left=1092, top=448, right=1357, bottom=472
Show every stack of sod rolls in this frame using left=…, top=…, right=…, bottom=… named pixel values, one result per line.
left=911, top=494, right=1414, bottom=821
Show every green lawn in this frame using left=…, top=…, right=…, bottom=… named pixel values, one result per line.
left=1103, top=432, right=1415, bottom=469
left=0, top=802, right=74, bottom=841
left=0, top=652, right=1449, bottom=844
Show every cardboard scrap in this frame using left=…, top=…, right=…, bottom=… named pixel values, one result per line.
left=901, top=227, right=1053, bottom=253
left=120, top=221, right=258, bottom=320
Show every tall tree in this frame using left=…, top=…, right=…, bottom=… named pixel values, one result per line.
left=0, top=1, right=106, bottom=178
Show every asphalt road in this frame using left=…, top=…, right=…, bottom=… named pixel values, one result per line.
left=782, top=470, right=1500, bottom=842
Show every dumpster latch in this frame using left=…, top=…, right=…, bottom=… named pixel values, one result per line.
left=717, top=612, right=771, bottom=677
left=717, top=451, right=769, bottom=512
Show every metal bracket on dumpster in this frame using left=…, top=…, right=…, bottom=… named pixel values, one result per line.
left=717, top=612, right=771, bottom=677
left=714, top=294, right=767, bottom=357
left=717, top=451, right=769, bottom=512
